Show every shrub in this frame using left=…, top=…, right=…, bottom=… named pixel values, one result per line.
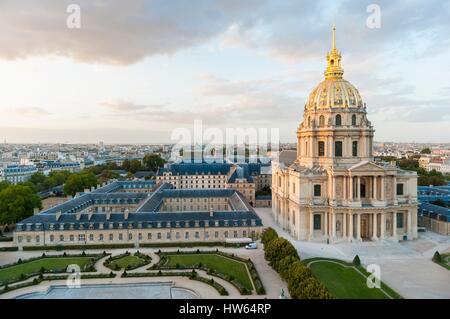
left=18, top=258, right=22, bottom=264
left=81, top=251, right=86, bottom=257
left=432, top=251, right=442, bottom=263
left=265, top=237, right=298, bottom=271
left=353, top=255, right=361, bottom=266
left=261, top=228, right=278, bottom=246
left=278, top=255, right=299, bottom=281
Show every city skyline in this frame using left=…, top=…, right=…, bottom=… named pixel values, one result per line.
left=0, top=0, right=449, bottom=144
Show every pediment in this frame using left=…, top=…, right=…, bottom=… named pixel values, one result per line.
left=348, top=161, right=386, bottom=172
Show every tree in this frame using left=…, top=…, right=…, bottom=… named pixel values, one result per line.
left=420, top=148, right=431, bottom=154
left=0, top=181, right=10, bottom=192
left=63, top=172, right=98, bottom=196
left=265, top=237, right=299, bottom=271
left=0, top=185, right=42, bottom=224
left=143, top=153, right=166, bottom=172
left=261, top=227, right=278, bottom=246
left=29, top=172, right=47, bottom=192
left=432, top=251, right=442, bottom=263
left=352, top=255, right=361, bottom=266
left=278, top=255, right=299, bottom=281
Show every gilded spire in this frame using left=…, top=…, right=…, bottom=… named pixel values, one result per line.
left=325, top=25, right=344, bottom=80
left=332, top=24, right=336, bottom=50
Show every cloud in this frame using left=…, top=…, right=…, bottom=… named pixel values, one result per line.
left=101, top=99, right=162, bottom=112
left=0, top=0, right=267, bottom=65
left=9, top=107, right=52, bottom=117
left=1, top=0, right=448, bottom=66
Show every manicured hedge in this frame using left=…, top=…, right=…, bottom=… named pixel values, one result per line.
left=139, top=242, right=243, bottom=248
left=261, top=227, right=333, bottom=299
left=0, top=237, right=13, bottom=242
left=22, top=243, right=135, bottom=251
left=0, top=247, right=18, bottom=252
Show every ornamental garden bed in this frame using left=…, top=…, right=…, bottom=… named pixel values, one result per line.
left=122, top=270, right=228, bottom=296
left=152, top=249, right=265, bottom=295
left=103, top=251, right=151, bottom=271
left=303, top=257, right=402, bottom=299
left=0, top=252, right=106, bottom=287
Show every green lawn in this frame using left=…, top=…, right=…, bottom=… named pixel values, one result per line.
left=164, top=254, right=253, bottom=291
left=304, top=258, right=401, bottom=299
left=110, top=255, right=146, bottom=269
left=0, top=257, right=94, bottom=285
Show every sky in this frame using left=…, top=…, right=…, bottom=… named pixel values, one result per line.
left=0, top=0, right=449, bottom=144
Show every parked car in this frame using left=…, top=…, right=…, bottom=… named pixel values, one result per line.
left=245, top=242, right=257, bottom=249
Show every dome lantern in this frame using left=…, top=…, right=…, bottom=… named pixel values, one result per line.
left=324, top=25, right=344, bottom=80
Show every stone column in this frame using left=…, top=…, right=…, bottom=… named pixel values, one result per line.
left=342, top=213, right=347, bottom=239
left=348, top=213, right=354, bottom=241
left=392, top=212, right=397, bottom=239
left=331, top=212, right=336, bottom=239
left=324, top=212, right=328, bottom=238
left=356, top=214, right=361, bottom=240
left=373, top=176, right=377, bottom=200
left=332, top=177, right=336, bottom=201
left=349, top=176, right=353, bottom=201
left=392, top=175, right=397, bottom=204
left=357, top=176, right=361, bottom=201
left=380, top=212, right=385, bottom=239
left=372, top=213, right=378, bottom=240
left=407, top=210, right=412, bottom=237
left=380, top=176, right=385, bottom=201
left=309, top=210, right=314, bottom=240
left=343, top=176, right=347, bottom=201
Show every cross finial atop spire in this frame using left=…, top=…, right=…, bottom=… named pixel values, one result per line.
left=324, top=24, right=344, bottom=79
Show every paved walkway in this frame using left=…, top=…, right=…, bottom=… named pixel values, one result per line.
left=255, top=207, right=450, bottom=299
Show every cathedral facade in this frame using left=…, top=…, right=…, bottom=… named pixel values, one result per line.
left=271, top=28, right=418, bottom=242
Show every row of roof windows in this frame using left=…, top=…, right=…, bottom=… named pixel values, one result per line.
left=17, top=219, right=259, bottom=231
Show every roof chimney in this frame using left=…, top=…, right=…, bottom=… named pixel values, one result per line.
left=33, top=208, right=40, bottom=215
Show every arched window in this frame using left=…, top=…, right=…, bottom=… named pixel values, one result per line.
left=352, top=114, right=357, bottom=126
left=335, top=114, right=342, bottom=126
left=308, top=116, right=311, bottom=127
left=319, top=115, right=325, bottom=127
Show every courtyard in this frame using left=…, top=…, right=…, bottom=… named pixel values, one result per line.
left=255, top=207, right=450, bottom=299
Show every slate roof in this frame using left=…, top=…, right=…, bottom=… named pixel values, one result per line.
left=17, top=182, right=262, bottom=231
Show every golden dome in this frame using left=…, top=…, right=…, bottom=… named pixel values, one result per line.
left=306, top=26, right=364, bottom=110
left=306, top=78, right=363, bottom=109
